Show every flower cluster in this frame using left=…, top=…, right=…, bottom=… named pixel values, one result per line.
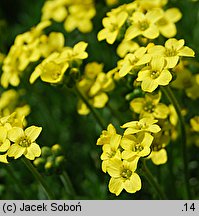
left=0, top=0, right=198, bottom=199
left=98, top=0, right=194, bottom=93
left=41, top=0, right=96, bottom=33
left=77, top=62, right=115, bottom=115
left=95, top=0, right=196, bottom=196
left=30, top=41, right=88, bottom=85
left=97, top=118, right=161, bottom=196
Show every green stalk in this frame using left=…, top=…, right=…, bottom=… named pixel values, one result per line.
left=161, top=86, right=191, bottom=199
left=60, top=171, right=76, bottom=199
left=74, top=85, right=106, bottom=129
left=141, top=160, right=167, bottom=199
left=22, top=157, right=54, bottom=199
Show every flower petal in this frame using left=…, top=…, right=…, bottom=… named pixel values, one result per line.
left=7, top=144, right=25, bottom=159
left=165, top=8, right=182, bottom=23
left=24, top=143, right=41, bottom=160
left=151, top=149, right=167, bottom=165
left=125, top=26, right=141, bottom=41
left=0, top=139, right=10, bottom=152
left=179, top=46, right=195, bottom=57
left=107, top=158, right=122, bottom=177
left=8, top=127, right=24, bottom=142
left=165, top=38, right=184, bottom=50
left=0, top=126, right=7, bottom=142
left=25, top=126, right=42, bottom=142
left=109, top=177, right=123, bottom=196
left=159, top=23, right=177, bottom=38
left=143, top=25, right=159, bottom=39
left=0, top=154, right=8, bottom=163
left=156, top=69, right=172, bottom=86
left=110, top=134, right=121, bottom=149
left=124, top=173, right=141, bottom=193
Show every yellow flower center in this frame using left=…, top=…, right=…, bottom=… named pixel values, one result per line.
left=133, top=143, right=143, bottom=152
left=107, top=149, right=116, bottom=158
left=18, top=136, right=31, bottom=147
left=136, top=122, right=147, bottom=130
left=129, top=56, right=138, bottom=65
left=150, top=70, right=160, bottom=79
left=52, top=70, right=61, bottom=80
left=165, top=48, right=177, bottom=57
left=152, top=143, right=162, bottom=151
left=121, top=168, right=132, bottom=180
left=138, top=20, right=149, bottom=31
left=144, top=102, right=155, bottom=113
left=157, top=17, right=168, bottom=26
left=110, top=23, right=118, bottom=32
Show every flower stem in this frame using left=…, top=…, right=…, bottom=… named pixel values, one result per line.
left=74, top=85, right=106, bottom=129
left=141, top=160, right=167, bottom=199
left=60, top=171, right=76, bottom=199
left=161, top=86, right=191, bottom=199
left=22, top=157, right=54, bottom=199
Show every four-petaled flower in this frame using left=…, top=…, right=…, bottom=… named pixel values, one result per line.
left=107, top=158, right=141, bottom=196
left=137, top=56, right=172, bottom=92
left=121, top=118, right=161, bottom=135
left=7, top=126, right=42, bottom=160
left=148, top=38, right=195, bottom=68
left=125, top=9, right=163, bottom=41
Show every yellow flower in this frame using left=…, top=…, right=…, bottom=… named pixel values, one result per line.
left=58, top=41, right=88, bottom=63
left=30, top=52, right=69, bottom=84
left=136, top=0, right=168, bottom=10
left=190, top=116, right=199, bottom=132
left=0, top=125, right=10, bottom=163
left=156, top=8, right=182, bottom=38
left=41, top=0, right=68, bottom=22
left=97, top=124, right=117, bottom=145
left=116, top=40, right=139, bottom=58
left=0, top=126, right=10, bottom=153
left=0, top=89, right=18, bottom=111
left=121, top=132, right=153, bottom=161
left=64, top=4, right=96, bottom=33
left=125, top=9, right=163, bottom=41
left=101, top=134, right=122, bottom=172
left=84, top=62, right=104, bottom=80
left=148, top=126, right=170, bottom=165
left=7, top=126, right=42, bottom=160
left=130, top=92, right=169, bottom=119
left=107, top=158, right=141, bottom=196
left=0, top=113, right=24, bottom=129
left=137, top=56, right=172, bottom=92
left=148, top=38, right=195, bottom=68
left=149, top=149, right=167, bottom=165
left=121, top=117, right=161, bottom=135
left=168, top=105, right=178, bottom=126
left=77, top=62, right=114, bottom=115
left=1, top=21, right=51, bottom=88
left=171, top=67, right=199, bottom=100
left=39, top=32, right=65, bottom=58
left=98, top=11, right=128, bottom=44
left=119, top=47, right=151, bottom=77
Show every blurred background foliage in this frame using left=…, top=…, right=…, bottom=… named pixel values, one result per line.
left=0, top=0, right=199, bottom=199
